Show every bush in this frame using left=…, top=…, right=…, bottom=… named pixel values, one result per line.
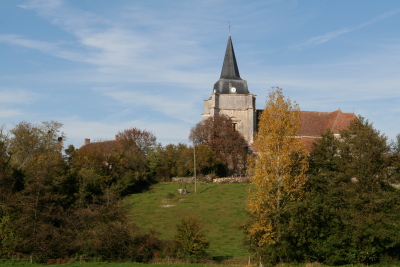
left=173, top=217, right=209, bottom=262
left=132, top=231, right=164, bottom=263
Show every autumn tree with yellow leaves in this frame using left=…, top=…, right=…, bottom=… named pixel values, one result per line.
left=246, top=87, right=308, bottom=263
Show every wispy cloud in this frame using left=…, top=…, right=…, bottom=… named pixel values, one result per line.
left=0, top=107, right=24, bottom=118
left=98, top=88, right=199, bottom=124
left=291, top=8, right=400, bottom=50
left=18, top=0, right=200, bottom=61
left=0, top=88, right=37, bottom=104
left=0, top=34, right=87, bottom=63
left=6, top=0, right=214, bottom=87
left=0, top=89, right=38, bottom=119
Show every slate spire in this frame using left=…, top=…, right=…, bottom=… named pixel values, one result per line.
left=213, top=35, right=249, bottom=94
left=220, top=35, right=241, bottom=80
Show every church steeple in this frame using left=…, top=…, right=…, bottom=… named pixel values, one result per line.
left=213, top=35, right=249, bottom=94
left=220, top=35, right=241, bottom=80
left=203, top=34, right=256, bottom=145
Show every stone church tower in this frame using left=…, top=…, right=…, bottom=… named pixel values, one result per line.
left=202, top=35, right=257, bottom=144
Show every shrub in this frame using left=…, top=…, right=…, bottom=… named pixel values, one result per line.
left=173, top=217, right=209, bottom=262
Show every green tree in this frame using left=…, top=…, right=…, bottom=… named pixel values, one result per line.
left=0, top=122, right=164, bottom=262
left=0, top=122, right=75, bottom=260
left=8, top=121, right=64, bottom=169
left=386, top=133, right=400, bottom=185
left=245, top=87, right=308, bottom=263
left=174, top=217, right=209, bottom=262
left=151, top=143, right=189, bottom=180
left=279, top=118, right=400, bottom=265
left=72, top=127, right=157, bottom=197
left=174, top=144, right=221, bottom=178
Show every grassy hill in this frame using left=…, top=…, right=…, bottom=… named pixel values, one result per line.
left=123, top=182, right=251, bottom=259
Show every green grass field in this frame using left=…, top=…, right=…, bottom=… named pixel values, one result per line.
left=123, top=182, right=251, bottom=259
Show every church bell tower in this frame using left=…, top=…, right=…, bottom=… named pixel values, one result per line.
left=202, top=35, right=256, bottom=144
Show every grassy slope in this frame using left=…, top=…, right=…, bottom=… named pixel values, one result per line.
left=123, top=182, right=251, bottom=259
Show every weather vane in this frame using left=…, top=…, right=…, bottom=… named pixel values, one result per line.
left=229, top=21, right=231, bottom=35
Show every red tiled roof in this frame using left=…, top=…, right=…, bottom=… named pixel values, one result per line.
left=299, top=109, right=356, bottom=137
left=254, top=109, right=356, bottom=152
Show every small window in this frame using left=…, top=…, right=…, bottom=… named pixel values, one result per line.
left=232, top=123, right=238, bottom=131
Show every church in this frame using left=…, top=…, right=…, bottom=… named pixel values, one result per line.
left=202, top=35, right=357, bottom=150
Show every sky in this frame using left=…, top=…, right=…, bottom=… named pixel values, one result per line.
left=1, top=0, right=400, bottom=148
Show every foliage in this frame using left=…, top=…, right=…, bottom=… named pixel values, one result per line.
left=116, top=127, right=157, bottom=157
left=274, top=118, right=400, bottom=265
left=245, top=87, right=308, bottom=263
left=387, top=133, right=400, bottom=185
left=149, top=144, right=182, bottom=181
left=174, top=217, right=209, bottom=262
left=189, top=114, right=249, bottom=176
left=69, top=203, right=139, bottom=261
left=72, top=127, right=157, bottom=196
left=132, top=231, right=164, bottom=263
left=148, top=143, right=221, bottom=181
left=149, top=143, right=191, bottom=180
left=390, top=133, right=400, bottom=155
left=8, top=121, right=64, bottom=169
left=0, top=122, right=73, bottom=260
left=0, top=122, right=164, bottom=262
left=175, top=144, right=221, bottom=177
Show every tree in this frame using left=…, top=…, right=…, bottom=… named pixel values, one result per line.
left=189, top=114, right=249, bottom=176
left=8, top=121, right=64, bottom=169
left=148, top=143, right=221, bottom=181
left=174, top=217, right=209, bottom=262
left=72, top=127, right=157, bottom=197
left=150, top=143, right=189, bottom=180
left=0, top=121, right=75, bottom=260
left=389, top=134, right=400, bottom=185
left=116, top=127, right=156, bottom=157
left=274, top=118, right=400, bottom=265
left=245, top=87, right=308, bottom=263
left=0, top=122, right=165, bottom=262
left=114, top=127, right=157, bottom=193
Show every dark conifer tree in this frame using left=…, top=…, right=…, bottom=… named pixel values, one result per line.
left=264, top=117, right=400, bottom=265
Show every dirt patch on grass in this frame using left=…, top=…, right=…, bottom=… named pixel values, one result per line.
left=160, top=204, right=175, bottom=208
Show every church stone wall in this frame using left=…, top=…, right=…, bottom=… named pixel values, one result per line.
left=202, top=93, right=256, bottom=144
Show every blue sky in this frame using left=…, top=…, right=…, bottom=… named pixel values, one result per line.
left=1, top=0, right=400, bottom=148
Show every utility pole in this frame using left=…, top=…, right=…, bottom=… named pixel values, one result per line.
left=194, top=144, right=197, bottom=193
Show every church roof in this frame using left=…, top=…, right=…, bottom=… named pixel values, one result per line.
left=255, top=109, right=357, bottom=151
left=299, top=109, right=357, bottom=137
left=220, top=35, right=241, bottom=80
